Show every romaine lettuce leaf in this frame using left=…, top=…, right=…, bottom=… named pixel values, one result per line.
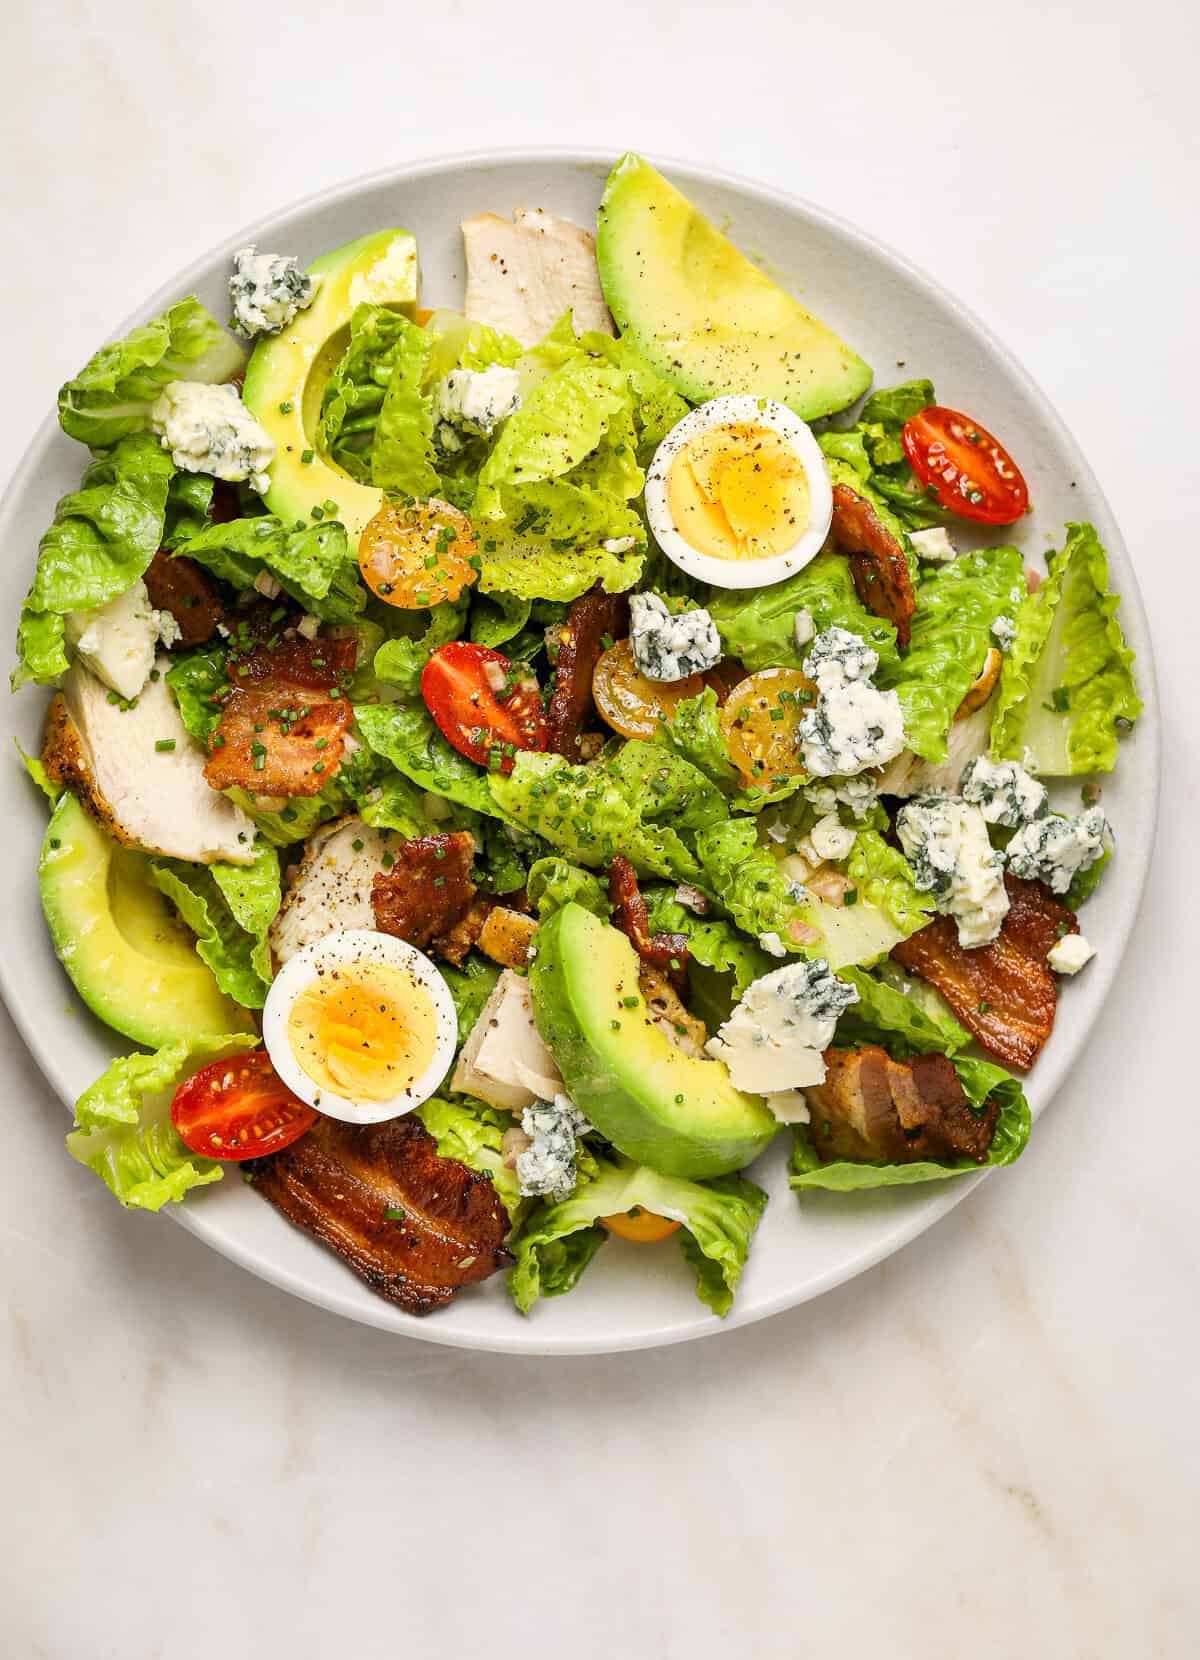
left=789, top=1054, right=1029, bottom=1190
left=175, top=515, right=366, bottom=622
left=694, top=818, right=815, bottom=948
left=373, top=599, right=468, bottom=697
left=165, top=646, right=227, bottom=742
left=990, top=522, right=1141, bottom=775
left=438, top=955, right=502, bottom=1046
left=162, top=473, right=216, bottom=548
left=509, top=1157, right=768, bottom=1316
left=57, top=298, right=245, bottom=448
left=354, top=702, right=502, bottom=819
left=706, top=551, right=901, bottom=676
left=67, top=1033, right=256, bottom=1210
left=417, top=1095, right=523, bottom=1219
left=14, top=435, right=176, bottom=686
left=424, top=310, right=524, bottom=383
left=469, top=591, right=532, bottom=649
left=803, top=829, right=935, bottom=970
left=370, top=316, right=440, bottom=497
left=318, top=304, right=438, bottom=496
left=642, top=887, right=773, bottom=997
left=150, top=842, right=280, bottom=1009
left=476, top=523, right=643, bottom=601
left=527, top=856, right=611, bottom=920
left=835, top=964, right=971, bottom=1057
left=656, top=687, right=803, bottom=811
left=818, top=380, right=946, bottom=530
left=877, top=544, right=1024, bottom=762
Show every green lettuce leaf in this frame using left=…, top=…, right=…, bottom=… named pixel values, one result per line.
left=694, top=818, right=815, bottom=948
left=509, top=1157, right=768, bottom=1316
left=67, top=1033, right=257, bottom=1210
left=990, top=522, right=1141, bottom=775
left=469, top=590, right=532, bottom=649
left=878, top=545, right=1025, bottom=762
left=476, top=521, right=644, bottom=602
left=642, top=888, right=772, bottom=998
left=789, top=1053, right=1029, bottom=1191
left=15, top=435, right=176, bottom=686
left=165, top=646, right=227, bottom=742
left=57, top=298, right=245, bottom=448
left=835, top=965, right=971, bottom=1057
left=162, top=473, right=216, bottom=548
left=318, top=304, right=437, bottom=494
left=424, top=309, right=524, bottom=382
left=370, top=317, right=440, bottom=496
left=438, top=955, right=502, bottom=1045
left=354, top=702, right=502, bottom=818
left=372, top=599, right=467, bottom=698
left=706, top=550, right=900, bottom=676
left=175, top=515, right=366, bottom=622
left=656, top=687, right=803, bottom=811
left=818, top=380, right=946, bottom=530
left=527, top=856, right=611, bottom=920
left=417, top=1095, right=523, bottom=1219
left=150, top=842, right=280, bottom=1008
left=803, top=829, right=936, bottom=970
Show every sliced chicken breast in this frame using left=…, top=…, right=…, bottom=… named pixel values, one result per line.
left=43, top=658, right=255, bottom=865
left=269, top=816, right=391, bottom=966
left=462, top=208, right=616, bottom=346
left=875, top=697, right=994, bottom=799
left=452, top=969, right=563, bottom=1113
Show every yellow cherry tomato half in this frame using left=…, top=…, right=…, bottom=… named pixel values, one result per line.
left=719, top=666, right=817, bottom=785
left=601, top=1207, right=683, bottom=1243
left=592, top=638, right=707, bottom=740
left=358, top=497, right=478, bottom=609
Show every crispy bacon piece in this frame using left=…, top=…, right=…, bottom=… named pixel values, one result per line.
left=807, top=1045, right=998, bottom=1165
left=609, top=854, right=690, bottom=994
left=203, top=635, right=356, bottom=797
left=892, top=875, right=1078, bottom=1070
left=248, top=1114, right=512, bottom=1315
left=142, top=550, right=224, bottom=646
left=547, top=587, right=630, bottom=757
left=371, top=832, right=479, bottom=956
left=829, top=483, right=917, bottom=648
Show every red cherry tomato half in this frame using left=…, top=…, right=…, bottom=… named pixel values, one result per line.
left=171, top=1051, right=317, bottom=1162
left=901, top=405, right=1030, bottom=525
left=421, top=641, right=548, bottom=772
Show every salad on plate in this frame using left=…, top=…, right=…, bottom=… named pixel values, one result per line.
left=12, top=154, right=1143, bottom=1321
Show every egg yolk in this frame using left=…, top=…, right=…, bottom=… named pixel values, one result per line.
left=666, top=423, right=811, bottom=561
left=286, top=963, right=439, bottom=1103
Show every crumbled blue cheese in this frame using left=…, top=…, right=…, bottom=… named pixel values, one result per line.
left=434, top=366, right=522, bottom=448
left=515, top=1094, right=591, bottom=1202
left=629, top=592, right=722, bottom=682
left=229, top=246, right=318, bottom=338
left=150, top=381, right=275, bottom=493
left=65, top=579, right=164, bottom=701
left=960, top=755, right=1048, bottom=828
left=1047, top=933, right=1095, bottom=975
left=803, top=626, right=879, bottom=692
left=991, top=613, right=1017, bottom=651
left=793, top=607, right=815, bottom=648
left=1006, top=806, right=1110, bottom=895
left=758, top=931, right=787, bottom=958
left=805, top=774, right=880, bottom=820
left=809, top=812, right=857, bottom=862
left=909, top=526, right=958, bottom=562
left=705, top=959, right=859, bottom=1093
left=798, top=679, right=905, bottom=776
left=897, top=792, right=1010, bottom=947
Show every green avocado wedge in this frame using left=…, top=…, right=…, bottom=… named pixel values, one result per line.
left=242, top=228, right=419, bottom=544
left=39, top=793, right=254, bottom=1048
left=596, top=153, right=872, bottom=420
left=529, top=904, right=778, bottom=1179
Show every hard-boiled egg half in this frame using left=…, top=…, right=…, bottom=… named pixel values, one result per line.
left=644, top=395, right=833, bottom=589
left=262, top=930, right=457, bottom=1124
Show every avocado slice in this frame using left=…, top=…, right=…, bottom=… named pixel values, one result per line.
left=596, top=153, right=872, bottom=420
left=242, top=229, right=419, bottom=543
left=39, top=793, right=254, bottom=1047
left=529, top=904, right=777, bottom=1179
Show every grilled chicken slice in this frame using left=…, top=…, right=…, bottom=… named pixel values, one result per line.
left=829, top=483, right=917, bottom=648
left=806, top=1045, right=998, bottom=1164
left=270, top=815, right=393, bottom=966
left=462, top=208, right=616, bottom=346
left=248, top=1115, right=512, bottom=1315
left=892, top=875, right=1078, bottom=1070
left=874, top=697, right=994, bottom=798
left=42, top=661, right=255, bottom=864
left=547, top=587, right=630, bottom=758
left=142, top=550, right=224, bottom=646
left=452, top=968, right=563, bottom=1112
left=204, top=635, right=356, bottom=798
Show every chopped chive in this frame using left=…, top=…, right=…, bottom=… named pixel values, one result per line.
left=154, top=738, right=176, bottom=753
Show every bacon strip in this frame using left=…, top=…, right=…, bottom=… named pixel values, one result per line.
left=609, top=854, right=690, bottom=994
left=371, top=832, right=479, bottom=961
left=547, top=587, right=630, bottom=757
left=204, top=635, right=356, bottom=798
left=807, top=1045, right=998, bottom=1165
left=143, top=550, right=224, bottom=646
left=248, top=1115, right=512, bottom=1315
left=829, top=483, right=917, bottom=649
left=892, top=875, right=1078, bottom=1070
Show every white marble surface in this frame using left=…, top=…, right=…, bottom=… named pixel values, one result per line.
left=2, top=1, right=1198, bottom=1654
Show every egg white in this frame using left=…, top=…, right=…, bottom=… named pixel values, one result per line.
left=643, top=395, right=833, bottom=590
left=262, top=929, right=458, bottom=1125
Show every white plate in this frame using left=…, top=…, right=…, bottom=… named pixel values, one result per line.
left=0, top=150, right=1159, bottom=1355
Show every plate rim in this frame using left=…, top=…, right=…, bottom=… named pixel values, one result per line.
left=0, top=146, right=1161, bottom=1356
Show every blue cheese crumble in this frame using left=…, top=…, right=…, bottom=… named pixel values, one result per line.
left=629, top=592, right=722, bottom=682
left=797, top=627, right=905, bottom=777
left=960, top=755, right=1048, bottom=828
left=1047, top=933, right=1095, bottom=974
left=516, top=1094, right=591, bottom=1202
left=991, top=613, right=1017, bottom=651
left=229, top=246, right=318, bottom=338
left=434, top=366, right=522, bottom=450
left=705, top=959, right=859, bottom=1094
left=1006, top=806, right=1110, bottom=895
left=150, top=381, right=275, bottom=493
left=803, top=626, right=879, bottom=692
left=805, top=774, right=880, bottom=820
left=897, top=792, right=1010, bottom=947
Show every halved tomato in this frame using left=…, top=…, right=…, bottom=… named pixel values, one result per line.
left=592, top=638, right=707, bottom=740
left=421, top=641, right=548, bottom=771
left=171, top=1051, right=317, bottom=1161
left=358, top=497, right=479, bottom=608
left=720, top=666, right=816, bottom=785
left=901, top=406, right=1029, bottom=525
left=602, top=1208, right=683, bottom=1243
